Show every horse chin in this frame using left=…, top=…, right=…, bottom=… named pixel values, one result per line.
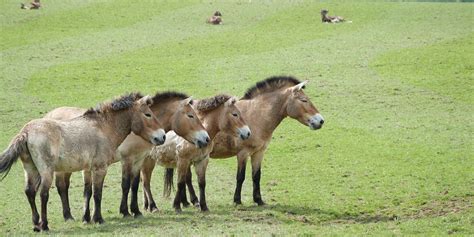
left=309, top=123, right=322, bottom=130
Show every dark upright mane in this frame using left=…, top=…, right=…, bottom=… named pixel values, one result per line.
left=195, top=94, right=231, bottom=112
left=84, top=92, right=144, bottom=116
left=242, top=76, right=302, bottom=100
left=151, top=91, right=189, bottom=104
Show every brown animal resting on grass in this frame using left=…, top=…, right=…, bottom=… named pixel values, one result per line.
left=21, top=0, right=40, bottom=9
left=321, top=9, right=345, bottom=23
left=207, top=11, right=223, bottom=25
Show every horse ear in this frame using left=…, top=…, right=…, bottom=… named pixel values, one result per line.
left=225, top=97, right=237, bottom=106
left=183, top=96, right=193, bottom=105
left=139, top=95, right=153, bottom=106
left=291, top=80, right=309, bottom=92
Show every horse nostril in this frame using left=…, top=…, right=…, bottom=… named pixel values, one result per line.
left=320, top=120, right=324, bottom=125
left=205, top=137, right=210, bottom=143
left=162, top=135, right=166, bottom=141
left=247, top=132, right=251, bottom=137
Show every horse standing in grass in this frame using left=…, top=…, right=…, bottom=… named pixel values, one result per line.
left=45, top=92, right=210, bottom=219
left=0, top=93, right=166, bottom=232
left=178, top=76, right=324, bottom=206
left=140, top=95, right=251, bottom=213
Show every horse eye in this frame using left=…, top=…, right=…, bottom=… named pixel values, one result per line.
left=187, top=114, right=194, bottom=119
left=145, top=113, right=152, bottom=118
left=301, top=99, right=308, bottom=103
left=232, top=113, right=238, bottom=117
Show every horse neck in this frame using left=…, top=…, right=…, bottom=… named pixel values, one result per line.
left=241, top=91, right=289, bottom=136
left=196, top=108, right=221, bottom=140
left=151, top=101, right=177, bottom=132
left=99, top=110, right=133, bottom=148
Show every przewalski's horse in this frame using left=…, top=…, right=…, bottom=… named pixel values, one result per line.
left=140, top=95, right=251, bottom=213
left=207, top=11, right=223, bottom=25
left=320, top=9, right=345, bottom=23
left=45, top=92, right=209, bottom=220
left=183, top=76, right=324, bottom=206
left=0, top=93, right=165, bottom=232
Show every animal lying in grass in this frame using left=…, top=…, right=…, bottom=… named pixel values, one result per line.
left=207, top=11, right=223, bottom=25
left=320, top=9, right=346, bottom=23
left=20, top=0, right=40, bottom=9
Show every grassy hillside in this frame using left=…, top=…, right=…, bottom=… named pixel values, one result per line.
left=0, top=0, right=472, bottom=235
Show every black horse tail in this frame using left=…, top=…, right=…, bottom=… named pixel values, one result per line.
left=0, top=132, right=28, bottom=180
left=163, top=168, right=174, bottom=198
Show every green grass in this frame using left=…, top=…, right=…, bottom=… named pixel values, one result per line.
left=1, top=0, right=473, bottom=235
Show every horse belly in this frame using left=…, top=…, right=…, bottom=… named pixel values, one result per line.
left=55, top=153, right=91, bottom=172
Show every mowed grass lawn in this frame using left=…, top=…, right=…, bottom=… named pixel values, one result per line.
left=0, top=0, right=473, bottom=235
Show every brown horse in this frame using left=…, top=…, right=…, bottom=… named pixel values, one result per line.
left=0, top=93, right=165, bottom=231
left=179, top=76, right=324, bottom=206
left=207, top=11, right=223, bottom=25
left=321, top=9, right=345, bottom=23
left=45, top=92, right=209, bottom=219
left=140, top=95, right=251, bottom=213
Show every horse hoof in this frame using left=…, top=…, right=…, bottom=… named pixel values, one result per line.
left=33, top=226, right=41, bottom=232
left=182, top=202, right=190, bottom=208
left=64, top=216, right=75, bottom=222
left=234, top=201, right=242, bottom=206
left=175, top=208, right=182, bottom=214
left=133, top=213, right=143, bottom=218
left=82, top=216, right=91, bottom=224
left=255, top=199, right=266, bottom=206
left=201, top=208, right=210, bottom=213
left=150, top=207, right=160, bottom=213
left=121, top=212, right=132, bottom=218
left=93, top=217, right=105, bottom=224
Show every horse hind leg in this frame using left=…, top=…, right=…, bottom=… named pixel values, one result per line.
left=23, top=161, right=41, bottom=232
left=38, top=170, right=54, bottom=231
left=92, top=169, right=107, bottom=224
left=173, top=158, right=191, bottom=213
left=82, top=170, right=92, bottom=223
left=55, top=172, right=74, bottom=221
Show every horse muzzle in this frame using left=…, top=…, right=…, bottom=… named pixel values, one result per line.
left=193, top=130, right=210, bottom=148
left=308, top=114, right=324, bottom=130
left=238, top=126, right=251, bottom=140
left=151, top=129, right=166, bottom=145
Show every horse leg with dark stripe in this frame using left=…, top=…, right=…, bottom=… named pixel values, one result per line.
left=92, top=169, right=106, bottom=224
left=130, top=173, right=142, bottom=217
left=119, top=164, right=132, bottom=217
left=185, top=166, right=199, bottom=207
left=233, top=153, right=248, bottom=205
left=173, top=158, right=190, bottom=213
left=195, top=157, right=209, bottom=212
left=23, top=162, right=41, bottom=232
left=251, top=151, right=265, bottom=206
left=55, top=172, right=74, bottom=221
left=38, top=170, right=53, bottom=231
left=82, top=170, right=93, bottom=223
left=141, top=157, right=158, bottom=212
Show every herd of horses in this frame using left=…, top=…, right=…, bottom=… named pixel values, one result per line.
left=0, top=76, right=324, bottom=232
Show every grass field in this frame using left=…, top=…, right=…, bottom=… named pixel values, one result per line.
left=0, top=0, right=473, bottom=235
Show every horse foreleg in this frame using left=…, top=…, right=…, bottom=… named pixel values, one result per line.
left=194, top=157, right=209, bottom=212
left=55, top=172, right=74, bottom=221
left=141, top=156, right=158, bottom=212
left=234, top=152, right=248, bottom=205
left=92, top=169, right=106, bottom=224
left=23, top=162, right=40, bottom=232
left=185, top=166, right=199, bottom=207
left=38, top=171, right=53, bottom=231
left=173, top=158, right=190, bottom=213
left=119, top=163, right=132, bottom=217
left=82, top=170, right=92, bottom=223
left=130, top=171, right=142, bottom=217
left=251, top=151, right=265, bottom=206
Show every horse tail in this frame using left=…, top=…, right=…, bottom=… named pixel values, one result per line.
left=163, top=168, right=174, bottom=198
left=0, top=131, right=28, bottom=180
